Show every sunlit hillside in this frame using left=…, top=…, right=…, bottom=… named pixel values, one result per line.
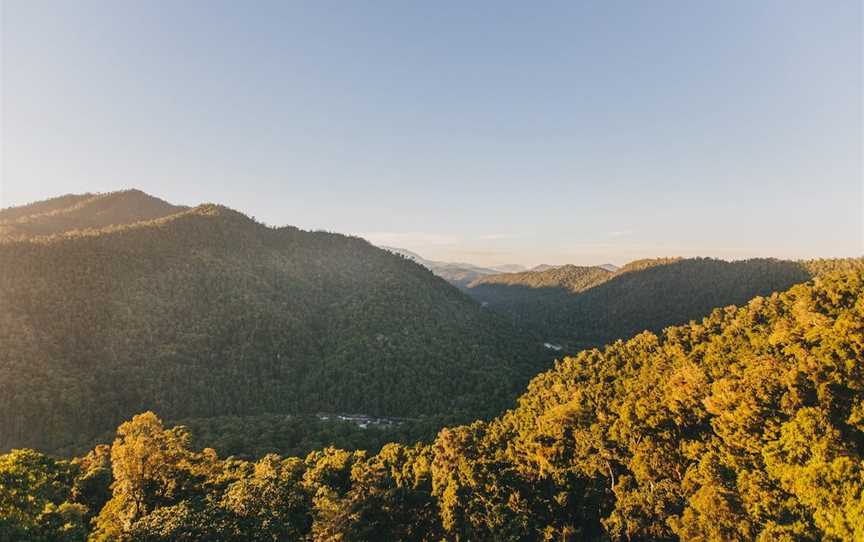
left=3, top=270, right=861, bottom=540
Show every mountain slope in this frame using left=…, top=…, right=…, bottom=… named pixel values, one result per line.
left=0, top=193, right=547, bottom=453
left=530, top=264, right=562, bottom=272
left=5, top=270, right=861, bottom=541
left=0, top=189, right=186, bottom=241
left=491, top=263, right=528, bottom=273
left=427, top=267, right=864, bottom=540
left=466, top=256, right=863, bottom=349
left=469, top=264, right=612, bottom=292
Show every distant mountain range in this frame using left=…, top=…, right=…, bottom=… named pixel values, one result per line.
left=492, top=263, right=528, bottom=273
left=378, top=247, right=864, bottom=351
left=531, top=262, right=619, bottom=273
left=381, top=247, right=619, bottom=288
left=377, top=247, right=864, bottom=351
left=381, top=246, right=522, bottom=288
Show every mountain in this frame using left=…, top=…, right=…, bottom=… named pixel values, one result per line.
left=381, top=246, right=503, bottom=288
left=379, top=246, right=431, bottom=266
left=490, top=263, right=528, bottom=273
left=532, top=262, right=617, bottom=273
left=419, top=267, right=864, bottom=540
left=379, top=248, right=623, bottom=290
left=0, top=189, right=186, bottom=241
left=0, top=191, right=549, bottom=453
left=531, top=264, right=559, bottom=272
left=466, top=256, right=864, bottom=349
left=470, top=263, right=613, bottom=292
left=5, top=270, right=861, bottom=541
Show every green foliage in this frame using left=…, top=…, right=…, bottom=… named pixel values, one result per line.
left=3, top=190, right=862, bottom=540
left=483, top=269, right=864, bottom=541
left=4, top=268, right=853, bottom=540
left=470, top=263, right=613, bottom=292
left=0, top=449, right=91, bottom=542
left=218, top=454, right=312, bottom=541
left=68, top=413, right=448, bottom=463
left=175, top=413, right=432, bottom=460
left=0, top=192, right=548, bottom=454
left=3, top=267, right=862, bottom=541
left=466, top=256, right=864, bottom=350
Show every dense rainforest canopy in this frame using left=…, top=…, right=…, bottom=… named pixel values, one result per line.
left=2, top=191, right=860, bottom=460
left=0, top=191, right=548, bottom=453
left=2, top=269, right=862, bottom=541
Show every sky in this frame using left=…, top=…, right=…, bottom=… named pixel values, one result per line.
left=1, top=1, right=861, bottom=267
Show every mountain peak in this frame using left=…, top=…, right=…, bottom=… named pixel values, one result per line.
left=0, top=189, right=187, bottom=241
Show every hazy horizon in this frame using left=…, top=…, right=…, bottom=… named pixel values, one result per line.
left=2, top=1, right=862, bottom=266
left=3, top=187, right=861, bottom=269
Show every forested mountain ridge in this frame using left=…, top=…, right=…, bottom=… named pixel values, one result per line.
left=0, top=192, right=548, bottom=454
left=465, top=255, right=864, bottom=350
left=0, top=189, right=186, bottom=241
left=3, top=269, right=861, bottom=541
left=453, top=268, right=864, bottom=541
left=468, top=263, right=612, bottom=291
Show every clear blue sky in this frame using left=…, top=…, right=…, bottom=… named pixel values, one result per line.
left=1, top=1, right=861, bottom=266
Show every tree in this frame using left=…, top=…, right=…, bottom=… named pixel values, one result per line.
left=90, top=412, right=218, bottom=541
left=0, top=449, right=87, bottom=542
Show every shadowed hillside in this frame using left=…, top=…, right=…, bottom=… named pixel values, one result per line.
left=0, top=192, right=548, bottom=453
left=466, top=256, right=863, bottom=349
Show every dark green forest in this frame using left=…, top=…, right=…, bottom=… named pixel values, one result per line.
left=68, top=413, right=441, bottom=462
left=465, top=256, right=864, bottom=349
left=3, top=270, right=862, bottom=541
left=0, top=192, right=548, bottom=453
left=7, top=192, right=851, bottom=459
left=2, top=191, right=862, bottom=541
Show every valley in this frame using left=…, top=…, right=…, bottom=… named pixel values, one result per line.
left=1, top=191, right=860, bottom=541
left=3, top=2, right=858, bottom=539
